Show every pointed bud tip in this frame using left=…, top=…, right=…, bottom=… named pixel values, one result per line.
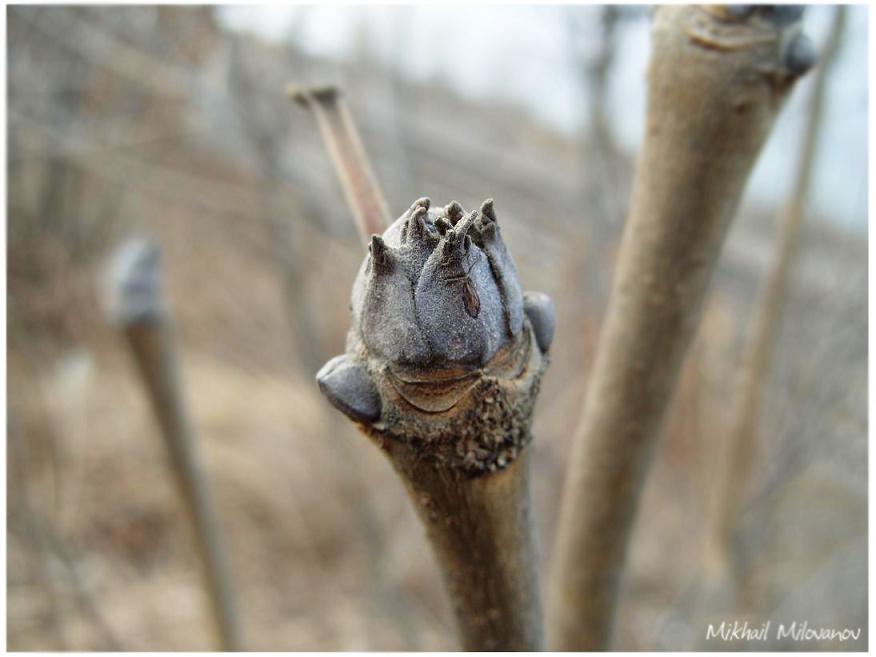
left=456, top=210, right=479, bottom=236
left=369, top=234, right=393, bottom=271
left=412, top=196, right=431, bottom=211
left=480, top=198, right=496, bottom=222
left=446, top=201, right=464, bottom=225
left=404, top=205, right=437, bottom=244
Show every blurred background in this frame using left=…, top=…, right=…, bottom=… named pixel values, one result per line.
left=7, top=4, right=867, bottom=651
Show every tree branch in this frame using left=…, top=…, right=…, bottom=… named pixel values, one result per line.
left=548, top=6, right=815, bottom=649
left=288, top=85, right=392, bottom=240
left=703, top=3, right=846, bottom=595
left=105, top=239, right=244, bottom=651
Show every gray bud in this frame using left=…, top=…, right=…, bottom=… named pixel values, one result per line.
left=351, top=199, right=525, bottom=369
left=323, top=198, right=554, bottom=430
left=784, top=32, right=817, bottom=75
left=474, top=198, right=524, bottom=338
left=759, top=5, right=805, bottom=27
left=523, top=291, right=556, bottom=354
left=316, top=354, right=381, bottom=423
left=415, top=210, right=506, bottom=366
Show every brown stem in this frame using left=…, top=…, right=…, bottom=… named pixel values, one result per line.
left=354, top=326, right=547, bottom=651
left=394, top=449, right=541, bottom=650
left=548, top=6, right=813, bottom=650
left=288, top=85, right=392, bottom=239
left=106, top=240, right=244, bottom=651
left=703, top=4, right=847, bottom=591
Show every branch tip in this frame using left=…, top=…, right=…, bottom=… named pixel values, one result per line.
left=285, top=83, right=341, bottom=108
left=480, top=198, right=497, bottom=223
left=104, top=237, right=165, bottom=326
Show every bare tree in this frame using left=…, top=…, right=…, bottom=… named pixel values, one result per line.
left=548, top=6, right=815, bottom=650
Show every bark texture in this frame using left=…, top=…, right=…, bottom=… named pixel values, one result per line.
left=351, top=326, right=547, bottom=650
left=548, top=6, right=813, bottom=650
left=107, top=240, right=244, bottom=651
left=371, top=375, right=544, bottom=650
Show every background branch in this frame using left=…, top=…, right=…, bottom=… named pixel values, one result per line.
left=106, top=239, right=244, bottom=651
left=548, top=6, right=815, bottom=649
left=288, top=85, right=392, bottom=240
left=702, top=3, right=848, bottom=599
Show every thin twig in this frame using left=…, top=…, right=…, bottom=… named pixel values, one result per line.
left=287, top=84, right=392, bottom=240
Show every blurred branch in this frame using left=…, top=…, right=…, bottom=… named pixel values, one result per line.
left=702, top=4, right=846, bottom=595
left=105, top=240, right=245, bottom=651
left=567, top=5, right=623, bottom=154
left=22, top=8, right=189, bottom=98
left=288, top=85, right=392, bottom=242
left=11, top=111, right=279, bottom=222
left=548, top=6, right=814, bottom=649
left=8, top=420, right=70, bottom=649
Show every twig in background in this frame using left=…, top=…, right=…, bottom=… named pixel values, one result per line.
left=548, top=6, right=815, bottom=650
left=287, top=84, right=392, bottom=240
left=316, top=197, right=556, bottom=650
left=703, top=4, right=847, bottom=599
left=105, top=239, right=244, bottom=651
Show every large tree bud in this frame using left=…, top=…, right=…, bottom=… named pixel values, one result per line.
left=318, top=197, right=555, bottom=475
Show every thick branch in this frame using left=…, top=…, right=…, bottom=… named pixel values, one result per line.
left=548, top=6, right=813, bottom=650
